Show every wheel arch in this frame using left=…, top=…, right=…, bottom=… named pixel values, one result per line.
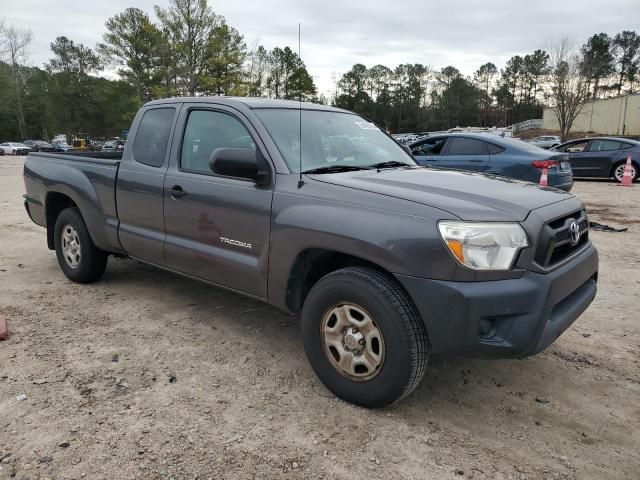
left=284, top=248, right=404, bottom=314
left=45, top=192, right=79, bottom=250
left=610, top=157, right=639, bottom=179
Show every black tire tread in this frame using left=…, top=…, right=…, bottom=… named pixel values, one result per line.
left=54, top=207, right=108, bottom=283
left=313, top=266, right=429, bottom=405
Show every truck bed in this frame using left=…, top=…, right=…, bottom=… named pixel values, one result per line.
left=34, top=151, right=123, bottom=163
left=23, top=151, right=122, bottom=254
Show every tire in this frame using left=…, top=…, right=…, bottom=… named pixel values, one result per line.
left=301, top=267, right=428, bottom=408
left=53, top=207, right=108, bottom=283
left=613, top=161, right=638, bottom=183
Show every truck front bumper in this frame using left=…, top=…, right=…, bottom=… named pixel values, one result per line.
left=395, top=243, right=598, bottom=358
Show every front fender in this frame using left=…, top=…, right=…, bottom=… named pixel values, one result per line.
left=267, top=186, right=458, bottom=310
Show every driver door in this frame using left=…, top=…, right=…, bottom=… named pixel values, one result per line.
left=162, top=104, right=274, bottom=299
left=411, top=137, right=448, bottom=166
left=559, top=140, right=590, bottom=176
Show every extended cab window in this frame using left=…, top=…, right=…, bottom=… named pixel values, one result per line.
left=181, top=110, right=256, bottom=174
left=133, top=108, right=175, bottom=167
left=445, top=137, right=488, bottom=155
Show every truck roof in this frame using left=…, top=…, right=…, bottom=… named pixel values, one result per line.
left=144, top=96, right=350, bottom=113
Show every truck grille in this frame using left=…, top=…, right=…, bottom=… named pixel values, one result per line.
left=534, top=210, right=589, bottom=268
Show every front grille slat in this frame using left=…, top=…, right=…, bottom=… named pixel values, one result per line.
left=535, top=210, right=589, bottom=268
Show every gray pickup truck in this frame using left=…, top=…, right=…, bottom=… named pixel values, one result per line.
left=23, top=97, right=598, bottom=407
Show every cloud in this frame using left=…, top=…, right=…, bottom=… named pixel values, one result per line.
left=2, top=0, right=637, bottom=95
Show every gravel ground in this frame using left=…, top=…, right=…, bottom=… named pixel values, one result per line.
left=1, top=156, right=639, bottom=480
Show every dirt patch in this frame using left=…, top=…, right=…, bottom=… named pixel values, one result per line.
left=1, top=157, right=639, bottom=479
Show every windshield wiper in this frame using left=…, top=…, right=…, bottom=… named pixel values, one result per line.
left=368, top=161, right=413, bottom=170
left=302, top=165, right=371, bottom=174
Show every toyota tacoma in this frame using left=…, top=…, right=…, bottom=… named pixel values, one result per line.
left=23, top=97, right=598, bottom=408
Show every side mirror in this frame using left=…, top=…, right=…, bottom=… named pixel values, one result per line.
left=209, top=148, right=269, bottom=185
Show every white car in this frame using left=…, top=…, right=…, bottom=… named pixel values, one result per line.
left=0, top=142, right=32, bottom=155
left=527, top=136, right=561, bottom=149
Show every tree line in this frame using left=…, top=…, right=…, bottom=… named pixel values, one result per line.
left=0, top=0, right=317, bottom=141
left=1, top=2, right=639, bottom=142
left=333, top=31, right=640, bottom=135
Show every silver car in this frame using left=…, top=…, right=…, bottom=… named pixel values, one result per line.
left=527, top=136, right=561, bottom=149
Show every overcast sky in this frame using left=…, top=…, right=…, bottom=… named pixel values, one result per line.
left=2, top=0, right=638, bottom=95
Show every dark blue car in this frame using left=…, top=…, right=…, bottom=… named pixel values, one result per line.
left=408, top=133, right=573, bottom=191
left=551, top=137, right=639, bottom=183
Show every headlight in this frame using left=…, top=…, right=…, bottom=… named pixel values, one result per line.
left=438, top=221, right=529, bottom=271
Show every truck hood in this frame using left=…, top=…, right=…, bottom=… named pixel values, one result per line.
left=309, top=167, right=573, bottom=221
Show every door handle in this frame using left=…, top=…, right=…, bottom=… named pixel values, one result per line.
left=166, top=186, right=186, bottom=198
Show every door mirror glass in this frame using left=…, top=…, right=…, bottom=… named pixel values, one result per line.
left=209, top=148, right=268, bottom=185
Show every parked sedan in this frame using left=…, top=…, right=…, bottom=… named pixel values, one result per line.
left=52, top=140, right=73, bottom=152
left=102, top=140, right=117, bottom=152
left=409, top=133, right=573, bottom=191
left=551, top=137, right=639, bottom=183
left=527, top=135, right=562, bottom=149
left=0, top=142, right=32, bottom=155
left=23, top=140, right=54, bottom=152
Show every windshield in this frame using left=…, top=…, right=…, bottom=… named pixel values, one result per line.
left=255, top=109, right=415, bottom=173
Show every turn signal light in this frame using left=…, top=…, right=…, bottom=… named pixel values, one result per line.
left=532, top=160, right=558, bottom=169
left=446, top=239, right=465, bottom=263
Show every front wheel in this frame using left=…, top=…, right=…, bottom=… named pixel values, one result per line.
left=613, top=161, right=637, bottom=183
left=54, top=207, right=108, bottom=283
left=301, top=267, right=428, bottom=408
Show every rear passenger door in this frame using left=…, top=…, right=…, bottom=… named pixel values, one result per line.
left=162, top=104, right=274, bottom=299
left=439, top=137, right=490, bottom=172
left=116, top=106, right=178, bottom=265
left=581, top=139, right=625, bottom=176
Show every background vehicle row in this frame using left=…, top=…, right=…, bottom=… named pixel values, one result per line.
left=408, top=133, right=574, bottom=191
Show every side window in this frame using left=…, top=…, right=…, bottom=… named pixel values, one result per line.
left=181, top=110, right=256, bottom=175
left=445, top=137, right=488, bottom=155
left=412, top=138, right=447, bottom=156
left=560, top=140, right=588, bottom=153
left=133, top=108, right=175, bottom=167
left=486, top=143, right=505, bottom=155
left=619, top=142, right=634, bottom=150
left=589, top=139, right=622, bottom=151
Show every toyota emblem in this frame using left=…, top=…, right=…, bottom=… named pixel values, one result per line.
left=569, top=221, right=581, bottom=245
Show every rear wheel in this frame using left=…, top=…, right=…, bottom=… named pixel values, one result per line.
left=54, top=208, right=108, bottom=283
left=301, top=267, right=428, bottom=408
left=613, top=161, right=637, bottom=183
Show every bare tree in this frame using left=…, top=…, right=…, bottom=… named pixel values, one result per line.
left=547, top=38, right=589, bottom=142
left=5, top=25, right=32, bottom=139
left=0, top=19, right=8, bottom=56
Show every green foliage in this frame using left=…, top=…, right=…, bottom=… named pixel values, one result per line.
left=266, top=46, right=316, bottom=101
left=580, top=33, right=615, bottom=98
left=0, top=0, right=316, bottom=141
left=97, top=7, right=162, bottom=102
left=0, top=4, right=636, bottom=140
left=612, top=31, right=640, bottom=94
left=200, top=20, right=246, bottom=95
left=154, top=0, right=217, bottom=96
